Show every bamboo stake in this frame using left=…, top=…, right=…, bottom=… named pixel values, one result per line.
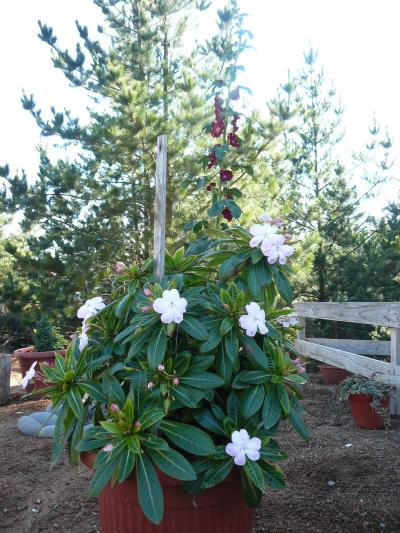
left=153, top=135, right=168, bottom=281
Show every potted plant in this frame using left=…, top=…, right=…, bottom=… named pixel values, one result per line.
left=336, top=376, right=391, bottom=429
left=33, top=218, right=309, bottom=532
left=319, top=364, right=350, bottom=385
left=15, top=317, right=66, bottom=392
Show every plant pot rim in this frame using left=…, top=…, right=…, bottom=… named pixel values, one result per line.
left=14, top=347, right=66, bottom=360
left=348, top=392, right=388, bottom=401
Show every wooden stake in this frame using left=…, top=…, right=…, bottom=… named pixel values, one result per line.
left=153, top=135, right=167, bottom=281
left=0, top=353, right=12, bottom=405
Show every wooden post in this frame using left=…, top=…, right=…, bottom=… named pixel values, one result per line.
left=390, top=327, right=400, bottom=415
left=297, top=317, right=306, bottom=341
left=153, top=135, right=168, bottom=281
left=0, top=353, right=12, bottom=405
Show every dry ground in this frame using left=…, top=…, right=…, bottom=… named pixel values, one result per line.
left=1, top=370, right=399, bottom=533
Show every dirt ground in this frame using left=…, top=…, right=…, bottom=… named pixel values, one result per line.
left=1, top=372, right=399, bottom=533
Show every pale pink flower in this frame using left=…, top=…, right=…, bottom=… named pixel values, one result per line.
left=249, top=223, right=278, bottom=248
left=172, top=377, right=180, bottom=386
left=239, top=302, right=268, bottom=337
left=158, top=364, right=165, bottom=371
left=261, top=234, right=294, bottom=265
left=225, top=429, right=261, bottom=466
left=103, top=444, right=114, bottom=453
left=114, top=261, right=127, bottom=273
left=110, top=403, right=119, bottom=413
left=153, top=289, right=187, bottom=324
left=147, top=381, right=154, bottom=390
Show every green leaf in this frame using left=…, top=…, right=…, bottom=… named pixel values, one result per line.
left=216, top=350, right=233, bottom=385
left=102, top=372, right=125, bottom=405
left=174, top=351, right=192, bottom=375
left=66, top=387, right=84, bottom=419
left=141, top=435, right=169, bottom=451
left=78, top=381, right=107, bottom=403
left=200, top=330, right=221, bottom=353
left=139, top=408, right=165, bottom=430
left=180, top=316, right=209, bottom=341
left=127, top=332, right=149, bottom=358
left=224, top=329, right=239, bottom=362
left=227, top=392, right=241, bottom=426
left=274, top=270, right=293, bottom=304
left=75, top=437, right=111, bottom=452
left=136, top=453, right=163, bottom=525
left=244, top=459, right=265, bottom=491
left=241, top=385, right=265, bottom=418
left=147, top=448, right=196, bottom=481
left=288, top=407, right=310, bottom=441
left=147, top=326, right=167, bottom=369
left=194, top=409, right=225, bottom=436
left=68, top=414, right=85, bottom=465
left=125, top=435, right=141, bottom=453
left=100, top=421, right=125, bottom=436
left=241, top=470, right=263, bottom=508
left=117, top=448, right=135, bottom=483
left=159, top=421, right=216, bottom=456
left=202, top=458, right=234, bottom=489
left=262, top=386, right=281, bottom=429
left=247, top=261, right=273, bottom=298
left=87, top=457, right=118, bottom=498
left=128, top=371, right=147, bottom=413
left=172, top=385, right=204, bottom=407
left=261, top=462, right=286, bottom=489
left=277, top=385, right=291, bottom=415
left=219, top=317, right=234, bottom=336
left=51, top=402, right=74, bottom=466
left=114, top=323, right=136, bottom=344
left=238, top=370, right=271, bottom=385
left=180, top=370, right=224, bottom=389
left=239, top=334, right=270, bottom=370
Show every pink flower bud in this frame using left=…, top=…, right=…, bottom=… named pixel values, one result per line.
left=157, top=364, right=165, bottom=371
left=293, top=358, right=303, bottom=366
left=172, top=377, right=180, bottom=386
left=284, top=233, right=293, bottom=242
left=115, top=261, right=126, bottom=273
left=297, top=366, right=307, bottom=375
left=147, top=381, right=154, bottom=390
left=140, top=306, right=152, bottom=312
left=110, top=403, right=119, bottom=413
left=69, top=333, right=77, bottom=340
left=103, top=444, right=114, bottom=452
left=270, top=217, right=284, bottom=226
left=144, top=287, right=153, bottom=297
left=134, top=421, right=142, bottom=429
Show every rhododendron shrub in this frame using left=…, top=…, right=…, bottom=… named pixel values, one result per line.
left=35, top=219, right=308, bottom=525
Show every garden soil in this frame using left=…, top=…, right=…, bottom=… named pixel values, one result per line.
left=1, top=372, right=399, bottom=533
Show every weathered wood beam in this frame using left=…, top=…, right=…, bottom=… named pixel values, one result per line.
left=295, top=302, right=400, bottom=328
left=305, top=338, right=390, bottom=357
left=295, top=339, right=400, bottom=387
left=0, top=353, right=12, bottom=405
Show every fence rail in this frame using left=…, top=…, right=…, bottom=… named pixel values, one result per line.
left=294, top=302, right=400, bottom=414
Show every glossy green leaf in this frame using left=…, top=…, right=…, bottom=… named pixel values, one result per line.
left=136, top=453, right=163, bottom=524
left=180, top=316, right=209, bottom=341
left=160, top=420, right=216, bottom=456
left=244, top=459, right=265, bottom=491
left=262, top=387, right=281, bottom=429
left=241, top=385, right=265, bottom=417
left=202, top=458, right=233, bottom=489
left=147, top=448, right=196, bottom=481
left=180, top=370, right=224, bottom=389
left=147, top=326, right=167, bottom=369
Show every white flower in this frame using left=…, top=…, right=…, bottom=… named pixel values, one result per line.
left=225, top=429, right=261, bottom=466
left=79, top=321, right=90, bottom=352
left=22, top=361, right=37, bottom=389
left=153, top=289, right=187, bottom=324
left=261, top=234, right=294, bottom=265
left=77, top=296, right=105, bottom=320
left=249, top=223, right=278, bottom=248
left=277, top=310, right=298, bottom=328
left=259, top=212, right=272, bottom=223
left=239, top=302, right=268, bottom=337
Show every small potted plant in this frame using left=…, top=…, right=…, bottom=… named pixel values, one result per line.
left=15, top=317, right=66, bottom=392
left=319, top=364, right=350, bottom=385
left=336, top=376, right=391, bottom=429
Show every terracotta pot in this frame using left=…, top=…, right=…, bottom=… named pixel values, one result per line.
left=81, top=451, right=253, bottom=533
left=319, top=364, right=350, bottom=385
left=348, top=393, right=389, bottom=430
left=14, top=346, right=66, bottom=393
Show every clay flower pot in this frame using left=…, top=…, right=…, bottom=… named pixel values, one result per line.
left=319, top=364, right=350, bottom=385
left=14, top=346, right=66, bottom=392
left=348, top=393, right=389, bottom=430
left=81, top=451, right=253, bottom=533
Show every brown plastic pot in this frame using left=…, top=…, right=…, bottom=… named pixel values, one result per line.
left=319, top=364, right=350, bottom=385
left=81, top=451, right=253, bottom=533
left=14, top=346, right=66, bottom=392
left=348, top=393, right=389, bottom=430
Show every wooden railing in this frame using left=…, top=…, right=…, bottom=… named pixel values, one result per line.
left=294, top=302, right=400, bottom=414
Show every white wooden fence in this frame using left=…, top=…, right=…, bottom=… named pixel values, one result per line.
left=294, top=302, right=400, bottom=414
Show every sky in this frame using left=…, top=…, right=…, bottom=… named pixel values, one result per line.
left=1, top=0, right=399, bottom=226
